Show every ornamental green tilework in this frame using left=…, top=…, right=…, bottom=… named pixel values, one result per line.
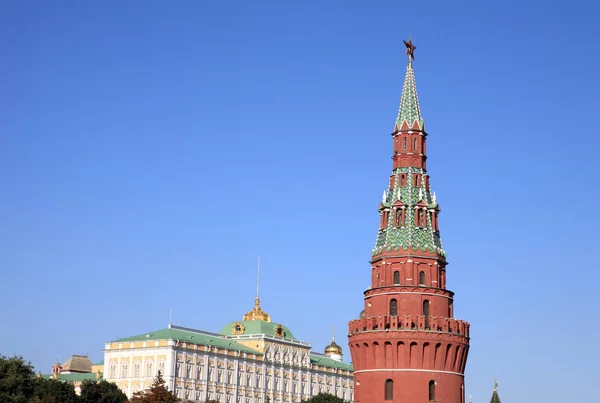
left=396, top=64, right=424, bottom=129
left=372, top=167, right=445, bottom=256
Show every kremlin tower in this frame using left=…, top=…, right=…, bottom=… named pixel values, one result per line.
left=348, top=39, right=470, bottom=402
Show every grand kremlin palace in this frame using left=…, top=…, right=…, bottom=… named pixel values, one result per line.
left=101, top=297, right=354, bottom=402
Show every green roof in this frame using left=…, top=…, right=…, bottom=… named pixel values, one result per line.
left=42, top=373, right=101, bottom=382
left=310, top=354, right=353, bottom=372
left=112, top=327, right=261, bottom=355
left=219, top=320, right=296, bottom=340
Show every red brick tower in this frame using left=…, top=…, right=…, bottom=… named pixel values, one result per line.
left=348, top=40, right=470, bottom=403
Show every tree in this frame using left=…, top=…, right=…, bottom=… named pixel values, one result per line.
left=300, top=393, right=347, bottom=403
left=0, top=355, right=35, bottom=403
left=30, top=377, right=78, bottom=403
left=79, top=379, right=128, bottom=403
left=128, top=371, right=180, bottom=403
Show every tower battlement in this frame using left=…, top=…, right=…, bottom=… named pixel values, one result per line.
left=349, top=315, right=470, bottom=337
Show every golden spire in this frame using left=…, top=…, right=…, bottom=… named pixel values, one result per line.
left=243, top=257, right=271, bottom=322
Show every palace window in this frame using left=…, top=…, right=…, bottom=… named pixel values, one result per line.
left=385, top=379, right=393, bottom=400
left=145, top=362, right=153, bottom=378
left=187, top=365, right=193, bottom=378
left=429, top=380, right=436, bottom=401
left=176, top=363, right=182, bottom=377
left=393, top=271, right=400, bottom=285
left=121, top=363, right=128, bottom=378
left=390, top=299, right=398, bottom=316
left=133, top=363, right=140, bottom=378
left=158, top=361, right=165, bottom=376
left=109, top=364, right=116, bottom=378
left=419, top=271, right=426, bottom=285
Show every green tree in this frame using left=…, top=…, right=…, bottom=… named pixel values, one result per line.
left=300, top=393, right=346, bottom=403
left=0, top=355, right=35, bottom=403
left=128, top=371, right=180, bottom=403
left=30, top=377, right=78, bottom=403
left=79, top=379, right=128, bottom=403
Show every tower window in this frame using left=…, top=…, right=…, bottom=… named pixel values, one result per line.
left=390, top=299, right=398, bottom=316
left=403, top=137, right=407, bottom=150
left=419, top=210, right=426, bottom=227
left=393, top=271, right=400, bottom=285
left=423, top=300, right=430, bottom=330
left=399, top=174, right=406, bottom=186
left=429, top=380, right=436, bottom=401
left=414, top=138, right=418, bottom=151
left=385, top=379, right=393, bottom=400
left=395, top=209, right=403, bottom=227
left=419, top=271, right=426, bottom=286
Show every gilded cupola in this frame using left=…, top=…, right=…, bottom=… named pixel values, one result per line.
left=243, top=297, right=271, bottom=322
left=324, top=327, right=343, bottom=361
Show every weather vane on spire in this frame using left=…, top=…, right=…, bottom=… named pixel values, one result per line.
left=404, top=37, right=417, bottom=66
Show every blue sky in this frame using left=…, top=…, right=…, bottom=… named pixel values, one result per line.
left=1, top=1, right=598, bottom=402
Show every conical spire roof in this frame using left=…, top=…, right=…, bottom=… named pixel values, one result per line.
left=395, top=61, right=423, bottom=131
left=490, top=381, right=502, bottom=403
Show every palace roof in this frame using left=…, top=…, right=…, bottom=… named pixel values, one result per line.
left=112, top=326, right=262, bottom=355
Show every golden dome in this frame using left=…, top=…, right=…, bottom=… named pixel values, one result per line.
left=243, top=297, right=271, bottom=322
left=324, top=339, right=343, bottom=356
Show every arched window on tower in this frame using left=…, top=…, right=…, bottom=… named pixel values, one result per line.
left=414, top=137, right=418, bottom=151
left=423, top=300, right=430, bottom=330
left=393, top=271, right=400, bottom=285
left=419, top=210, right=426, bottom=227
left=419, top=271, right=426, bottom=286
left=385, top=379, right=393, bottom=400
left=389, top=299, right=398, bottom=316
left=403, top=137, right=407, bottom=150
left=429, top=380, right=436, bottom=401
left=395, top=209, right=403, bottom=227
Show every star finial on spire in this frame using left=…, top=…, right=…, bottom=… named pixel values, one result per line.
left=494, top=378, right=498, bottom=391
left=404, top=37, right=417, bottom=65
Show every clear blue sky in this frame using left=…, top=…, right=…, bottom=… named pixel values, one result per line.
left=1, top=1, right=598, bottom=402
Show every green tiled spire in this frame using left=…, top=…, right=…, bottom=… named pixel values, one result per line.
left=395, top=62, right=424, bottom=129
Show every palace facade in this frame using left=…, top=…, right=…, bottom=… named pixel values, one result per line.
left=103, top=298, right=353, bottom=402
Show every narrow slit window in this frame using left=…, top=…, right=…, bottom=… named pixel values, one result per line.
left=429, top=380, right=436, bottom=401
left=385, top=379, right=393, bottom=400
